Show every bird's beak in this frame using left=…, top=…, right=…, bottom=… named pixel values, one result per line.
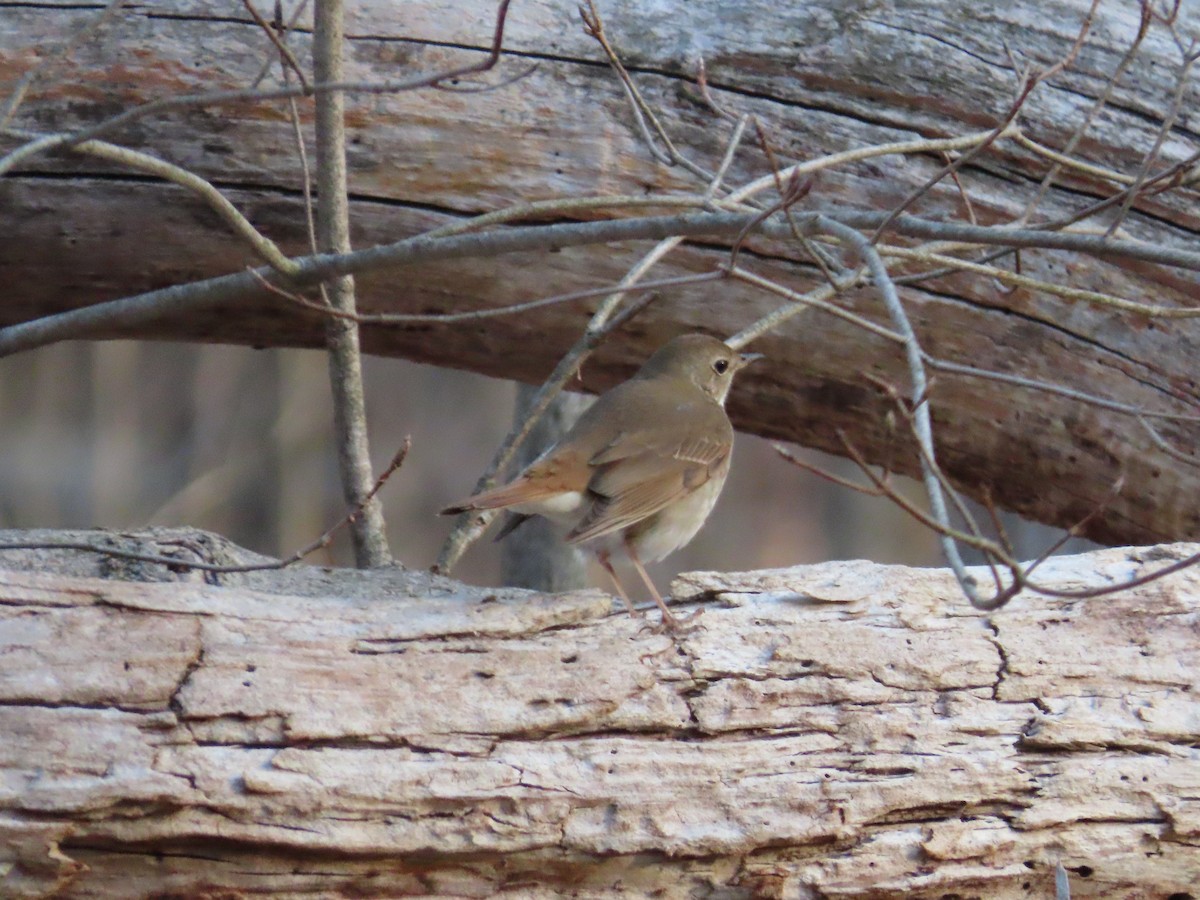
left=735, top=352, right=764, bottom=371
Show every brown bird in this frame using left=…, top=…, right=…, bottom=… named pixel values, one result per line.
left=441, top=333, right=760, bottom=627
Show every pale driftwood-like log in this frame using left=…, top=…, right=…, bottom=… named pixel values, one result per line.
left=1, top=2, right=1199, bottom=547
left=1, top=529, right=1198, bottom=898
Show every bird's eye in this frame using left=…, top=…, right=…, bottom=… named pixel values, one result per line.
left=713, top=358, right=730, bottom=375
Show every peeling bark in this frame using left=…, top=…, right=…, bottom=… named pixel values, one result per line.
left=0, top=1, right=1198, bottom=546
left=0, top=528, right=1198, bottom=897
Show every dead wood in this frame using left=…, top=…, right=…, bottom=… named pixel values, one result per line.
left=0, top=528, right=1197, bottom=898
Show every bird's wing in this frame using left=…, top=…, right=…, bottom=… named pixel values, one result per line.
left=565, top=431, right=731, bottom=545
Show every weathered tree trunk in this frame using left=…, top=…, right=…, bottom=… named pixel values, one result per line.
left=1, top=529, right=1198, bottom=898
left=1, top=2, right=1198, bottom=542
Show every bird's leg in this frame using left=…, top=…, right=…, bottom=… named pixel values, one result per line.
left=622, top=537, right=695, bottom=631
left=596, top=550, right=643, bottom=618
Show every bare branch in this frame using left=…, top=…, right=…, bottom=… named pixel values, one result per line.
left=0, top=211, right=773, bottom=359
left=871, top=0, right=1101, bottom=242
left=3, top=206, right=1197, bottom=359
left=253, top=267, right=724, bottom=325
left=1019, top=2, right=1153, bottom=223
left=2, top=131, right=298, bottom=274
left=1105, top=41, right=1197, bottom=236
left=241, top=0, right=309, bottom=91
left=814, top=215, right=989, bottom=606
left=579, top=0, right=713, bottom=182
left=881, top=244, right=1200, bottom=318
left=1027, top=544, right=1200, bottom=599
left=772, top=443, right=888, bottom=496
left=250, top=0, right=312, bottom=88
left=705, top=114, right=751, bottom=201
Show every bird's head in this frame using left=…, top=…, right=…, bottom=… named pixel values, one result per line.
left=636, top=333, right=762, bottom=405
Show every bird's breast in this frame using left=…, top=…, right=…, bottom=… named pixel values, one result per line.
left=627, top=473, right=727, bottom=563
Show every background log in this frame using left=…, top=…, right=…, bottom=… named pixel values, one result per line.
left=1, top=528, right=1198, bottom=898
left=0, top=1, right=1198, bottom=546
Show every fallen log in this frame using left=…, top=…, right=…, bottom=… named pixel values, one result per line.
left=0, top=529, right=1197, bottom=897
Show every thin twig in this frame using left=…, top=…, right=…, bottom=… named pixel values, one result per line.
left=241, top=0, right=309, bottom=91
left=941, top=150, right=979, bottom=225
left=977, top=489, right=1015, bottom=593
left=868, top=374, right=999, bottom=570
left=1137, top=416, right=1200, bottom=467
left=772, top=443, right=888, bottom=496
left=927, top=356, right=1200, bottom=424
left=252, top=267, right=724, bottom=325
left=1014, top=131, right=1142, bottom=188
left=435, top=61, right=540, bottom=93
left=1028, top=545, right=1200, bottom=599
left=881, top=244, right=1200, bottom=318
left=727, top=172, right=814, bottom=272
left=275, top=0, right=320, bottom=254
left=0, top=132, right=298, bottom=274
left=1026, top=145, right=1200, bottom=236
left=1020, top=3, right=1152, bottom=224
left=251, top=0, right=311, bottom=88
left=692, top=55, right=738, bottom=122
left=823, top=208, right=1200, bottom=270
left=579, top=0, right=713, bottom=182
left=705, top=114, right=751, bottom=202
left=1105, top=41, right=1197, bottom=236
left=816, top=215, right=994, bottom=607
left=1019, top=475, right=1125, bottom=585
left=419, top=192, right=742, bottom=240
left=750, top=116, right=842, bottom=286
left=835, top=430, right=1014, bottom=563
left=871, top=0, right=1100, bottom=243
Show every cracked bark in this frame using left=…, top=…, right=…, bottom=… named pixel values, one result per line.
left=0, top=527, right=1198, bottom=898
left=0, top=1, right=1198, bottom=547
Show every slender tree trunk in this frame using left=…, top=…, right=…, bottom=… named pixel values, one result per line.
left=313, top=0, right=391, bottom=567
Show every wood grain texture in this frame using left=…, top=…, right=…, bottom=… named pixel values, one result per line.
left=1, top=1, right=1198, bottom=547
left=0, top=528, right=1198, bottom=897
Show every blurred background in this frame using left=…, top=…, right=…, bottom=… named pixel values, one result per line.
left=0, top=340, right=1092, bottom=590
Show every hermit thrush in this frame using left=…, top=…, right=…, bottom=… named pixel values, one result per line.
left=442, top=333, right=760, bottom=627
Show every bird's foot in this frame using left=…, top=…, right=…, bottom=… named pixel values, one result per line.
left=643, top=606, right=704, bottom=635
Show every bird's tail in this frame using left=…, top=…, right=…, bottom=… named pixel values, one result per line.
left=439, top=477, right=563, bottom=515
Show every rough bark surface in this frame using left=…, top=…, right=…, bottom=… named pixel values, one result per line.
left=1, top=3, right=1198, bottom=539
left=1, top=528, right=1198, bottom=898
